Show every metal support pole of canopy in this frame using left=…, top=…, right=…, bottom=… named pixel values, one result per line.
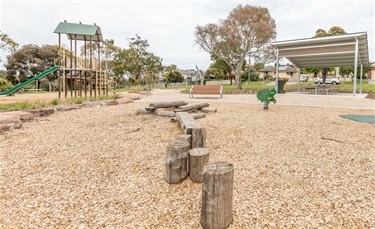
left=360, top=64, right=363, bottom=94
left=298, top=67, right=301, bottom=93
left=353, top=37, right=358, bottom=97
left=275, top=49, right=279, bottom=92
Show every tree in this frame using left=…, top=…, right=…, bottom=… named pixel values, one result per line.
left=80, top=39, right=120, bottom=72
left=164, top=64, right=177, bottom=72
left=114, top=35, right=163, bottom=86
left=0, top=77, right=12, bottom=91
left=339, top=64, right=372, bottom=81
left=0, top=31, right=19, bottom=62
left=195, top=4, right=276, bottom=89
left=302, top=67, right=322, bottom=78
left=310, top=26, right=347, bottom=83
left=204, top=54, right=232, bottom=82
left=5, top=44, right=59, bottom=89
left=163, top=69, right=184, bottom=84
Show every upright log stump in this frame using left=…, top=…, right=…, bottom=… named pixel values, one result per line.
left=178, top=134, right=192, bottom=149
left=191, top=126, right=206, bottom=149
left=201, top=161, right=234, bottom=229
left=188, top=148, right=209, bottom=183
left=164, top=140, right=190, bottom=184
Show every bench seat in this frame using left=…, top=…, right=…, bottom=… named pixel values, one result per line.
left=190, top=85, right=222, bottom=98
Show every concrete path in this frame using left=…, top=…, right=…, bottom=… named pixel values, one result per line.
left=136, top=89, right=375, bottom=110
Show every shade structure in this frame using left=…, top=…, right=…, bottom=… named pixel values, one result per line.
left=54, top=22, right=103, bottom=42
left=271, top=32, right=369, bottom=96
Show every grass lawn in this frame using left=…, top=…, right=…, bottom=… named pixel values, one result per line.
left=91, top=79, right=375, bottom=95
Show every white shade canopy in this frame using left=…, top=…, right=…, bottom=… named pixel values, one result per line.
left=271, top=32, right=369, bottom=68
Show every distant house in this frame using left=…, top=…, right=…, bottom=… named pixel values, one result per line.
left=258, top=65, right=296, bottom=80
left=178, top=69, right=204, bottom=84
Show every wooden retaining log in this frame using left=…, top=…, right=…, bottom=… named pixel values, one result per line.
left=188, top=148, right=209, bottom=183
left=154, top=109, right=176, bottom=117
left=171, top=113, right=206, bottom=122
left=175, top=112, right=199, bottom=134
left=191, top=126, right=206, bottom=149
left=191, top=113, right=206, bottom=119
left=144, top=107, right=156, bottom=112
left=164, top=140, right=190, bottom=184
left=149, top=100, right=187, bottom=109
left=201, top=161, right=234, bottom=229
left=201, top=107, right=217, bottom=113
left=137, top=107, right=154, bottom=114
left=174, top=102, right=209, bottom=112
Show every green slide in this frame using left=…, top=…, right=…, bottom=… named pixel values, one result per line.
left=0, top=66, right=59, bottom=96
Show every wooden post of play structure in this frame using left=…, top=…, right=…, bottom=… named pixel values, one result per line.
left=201, top=161, right=234, bottom=229
left=58, top=33, right=61, bottom=99
left=188, top=148, right=209, bottom=183
left=191, top=126, right=206, bottom=149
left=89, top=36, right=93, bottom=97
left=164, top=140, right=190, bottom=184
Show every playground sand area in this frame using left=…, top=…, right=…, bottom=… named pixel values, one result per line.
left=0, top=91, right=374, bottom=228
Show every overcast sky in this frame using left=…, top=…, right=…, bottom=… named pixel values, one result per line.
left=1, top=0, right=374, bottom=70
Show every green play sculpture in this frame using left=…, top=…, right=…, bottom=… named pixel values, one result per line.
left=256, top=88, right=277, bottom=110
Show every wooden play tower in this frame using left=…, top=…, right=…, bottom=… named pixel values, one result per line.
left=54, top=21, right=108, bottom=98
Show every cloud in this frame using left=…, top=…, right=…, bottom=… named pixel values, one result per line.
left=1, top=0, right=374, bottom=71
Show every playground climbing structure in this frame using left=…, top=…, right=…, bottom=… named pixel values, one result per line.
left=54, top=21, right=111, bottom=98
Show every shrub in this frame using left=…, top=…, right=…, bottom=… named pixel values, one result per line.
left=71, top=98, right=84, bottom=104
left=50, top=99, right=59, bottom=105
left=111, top=94, right=120, bottom=99
left=0, top=78, right=12, bottom=91
left=264, top=74, right=273, bottom=81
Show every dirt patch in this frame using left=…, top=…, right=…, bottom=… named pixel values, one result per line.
left=365, top=91, right=375, bottom=99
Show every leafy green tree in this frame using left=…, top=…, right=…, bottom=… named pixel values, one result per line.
left=195, top=4, right=276, bottom=89
left=0, top=70, right=6, bottom=78
left=5, top=44, right=59, bottom=87
left=114, top=35, right=163, bottom=85
left=163, top=69, right=184, bottom=83
left=164, top=64, right=177, bottom=72
left=0, top=77, right=12, bottom=91
left=0, top=31, right=19, bottom=62
left=302, top=67, right=322, bottom=78
left=339, top=64, right=372, bottom=80
left=305, top=26, right=347, bottom=83
left=205, top=54, right=232, bottom=82
left=80, top=39, right=120, bottom=71
left=242, top=71, right=259, bottom=82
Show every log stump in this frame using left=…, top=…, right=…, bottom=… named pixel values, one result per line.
left=201, top=161, right=234, bottom=229
left=191, top=126, right=206, bottom=149
left=188, top=148, right=209, bottom=183
left=178, top=134, right=192, bottom=149
left=164, top=140, right=190, bottom=184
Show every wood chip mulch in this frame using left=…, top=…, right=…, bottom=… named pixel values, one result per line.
left=0, top=98, right=374, bottom=228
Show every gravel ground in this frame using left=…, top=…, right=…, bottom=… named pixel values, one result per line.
left=0, top=90, right=374, bottom=228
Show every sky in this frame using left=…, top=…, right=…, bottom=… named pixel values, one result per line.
left=0, top=0, right=374, bottom=71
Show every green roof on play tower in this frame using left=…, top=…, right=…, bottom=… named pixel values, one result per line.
left=54, top=21, right=103, bottom=42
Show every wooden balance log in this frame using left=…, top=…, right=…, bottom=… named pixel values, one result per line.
left=164, top=140, right=190, bottom=184
left=201, top=161, right=234, bottom=229
left=188, top=148, right=209, bottom=183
